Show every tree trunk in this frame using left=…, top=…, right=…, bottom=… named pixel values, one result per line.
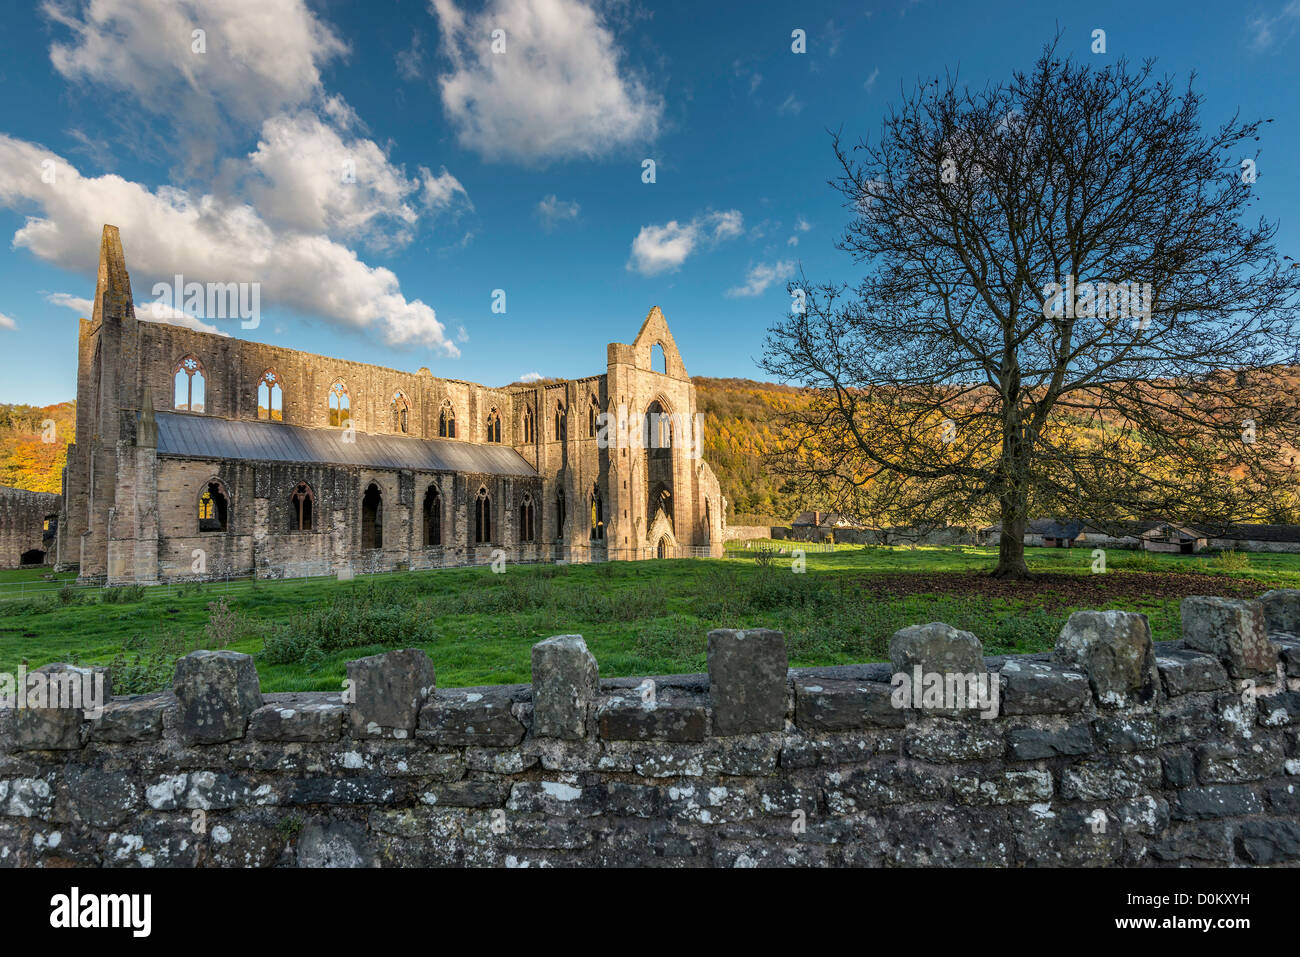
left=992, top=419, right=1032, bottom=579
left=992, top=503, right=1030, bottom=579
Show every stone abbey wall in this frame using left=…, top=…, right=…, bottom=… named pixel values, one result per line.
left=0, top=486, right=60, bottom=569
left=60, top=226, right=726, bottom=581
left=3, top=592, right=1299, bottom=868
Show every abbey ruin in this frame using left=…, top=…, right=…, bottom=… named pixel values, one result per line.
left=58, top=226, right=725, bottom=583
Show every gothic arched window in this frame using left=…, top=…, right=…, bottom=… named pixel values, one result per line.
left=486, top=408, right=502, bottom=443
left=522, top=404, right=535, bottom=443
left=391, top=391, right=410, bottom=433
left=328, top=381, right=351, bottom=427
left=554, top=401, right=566, bottom=441
left=439, top=400, right=457, bottom=438
left=474, top=486, right=492, bottom=544
left=519, top=492, right=535, bottom=543
left=590, top=483, right=604, bottom=540
left=423, top=484, right=442, bottom=546
left=290, top=481, right=313, bottom=531
left=258, top=369, right=282, bottom=421
left=174, top=355, right=206, bottom=412
left=198, top=479, right=228, bottom=532
left=362, top=483, right=383, bottom=549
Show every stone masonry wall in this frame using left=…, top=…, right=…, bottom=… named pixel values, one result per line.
left=0, top=486, right=60, bottom=568
left=3, top=592, right=1300, bottom=868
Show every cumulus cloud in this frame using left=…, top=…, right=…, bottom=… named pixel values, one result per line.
left=626, top=209, right=744, bottom=276
left=3, top=136, right=458, bottom=353
left=0, top=313, right=16, bottom=330
left=727, top=260, right=796, bottom=298
left=430, top=0, right=662, bottom=163
left=43, top=0, right=348, bottom=166
left=536, top=194, right=580, bottom=230
left=519, top=371, right=543, bottom=382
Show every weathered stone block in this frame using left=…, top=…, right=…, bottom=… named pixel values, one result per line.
left=1053, top=610, right=1158, bottom=707
left=1236, top=820, right=1300, bottom=865
left=250, top=693, right=344, bottom=743
left=1259, top=589, right=1300, bottom=635
left=1195, top=739, right=1284, bottom=784
left=531, top=635, right=599, bottom=740
left=997, top=659, right=1090, bottom=715
left=889, top=622, right=985, bottom=676
left=952, top=769, right=1052, bottom=805
left=12, top=664, right=112, bottom=751
left=1270, top=636, right=1300, bottom=677
left=418, top=691, right=526, bottom=746
left=596, top=693, right=708, bottom=742
left=1180, top=597, right=1277, bottom=679
left=1006, top=723, right=1093, bottom=760
left=793, top=677, right=903, bottom=731
left=1155, top=648, right=1229, bottom=696
left=1059, top=754, right=1162, bottom=800
left=707, top=628, right=787, bottom=735
left=904, top=720, right=1004, bottom=761
left=1169, top=785, right=1262, bottom=820
left=346, top=648, right=435, bottom=737
left=173, top=650, right=262, bottom=745
left=91, top=692, right=168, bottom=743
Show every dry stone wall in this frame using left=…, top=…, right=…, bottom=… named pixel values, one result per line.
left=3, top=592, right=1300, bottom=867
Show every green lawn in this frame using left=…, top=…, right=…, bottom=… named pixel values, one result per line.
left=0, top=544, right=1293, bottom=693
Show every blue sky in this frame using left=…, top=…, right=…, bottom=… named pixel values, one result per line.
left=0, top=0, right=1297, bottom=405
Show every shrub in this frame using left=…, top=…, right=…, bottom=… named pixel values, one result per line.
left=101, top=584, right=146, bottom=604
left=1211, top=549, right=1251, bottom=572
left=204, top=597, right=250, bottom=648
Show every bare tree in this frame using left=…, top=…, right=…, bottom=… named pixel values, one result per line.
left=763, top=41, right=1300, bottom=578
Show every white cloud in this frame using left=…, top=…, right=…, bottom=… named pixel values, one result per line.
left=1249, top=1, right=1300, bottom=49
left=3, top=135, right=458, bottom=353
left=430, top=0, right=662, bottom=163
left=244, top=109, right=444, bottom=246
left=727, top=260, right=795, bottom=298
left=0, top=313, right=16, bottom=330
left=536, top=194, right=580, bottom=229
left=626, top=209, right=745, bottom=276
left=43, top=0, right=348, bottom=164
left=519, top=371, right=543, bottom=382
left=864, top=66, right=880, bottom=92
left=777, top=93, right=803, bottom=116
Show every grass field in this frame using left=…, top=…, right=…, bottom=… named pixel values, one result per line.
left=0, top=543, right=1294, bottom=693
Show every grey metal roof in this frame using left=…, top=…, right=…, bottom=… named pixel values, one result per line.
left=155, top=411, right=538, bottom=477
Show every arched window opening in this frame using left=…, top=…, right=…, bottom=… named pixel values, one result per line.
left=556, top=487, right=565, bottom=539
left=174, top=355, right=206, bottom=412
left=519, top=492, right=535, bottom=543
left=645, top=400, right=673, bottom=450
left=486, top=408, right=502, bottom=443
left=474, top=486, right=492, bottom=544
left=554, top=401, right=566, bottom=441
left=361, top=483, right=383, bottom=549
left=439, top=400, right=457, bottom=438
left=657, top=536, right=671, bottom=559
left=651, top=483, right=674, bottom=532
left=588, top=397, right=600, bottom=438
left=329, top=381, right=351, bottom=427
left=258, top=369, right=283, bottom=421
left=590, top=483, right=604, bottom=540
left=423, top=485, right=442, bottom=546
left=198, top=480, right=229, bottom=533
left=522, top=405, right=535, bottom=443
left=290, top=482, right=314, bottom=531
left=391, top=391, right=410, bottom=434
left=651, top=343, right=666, bottom=374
